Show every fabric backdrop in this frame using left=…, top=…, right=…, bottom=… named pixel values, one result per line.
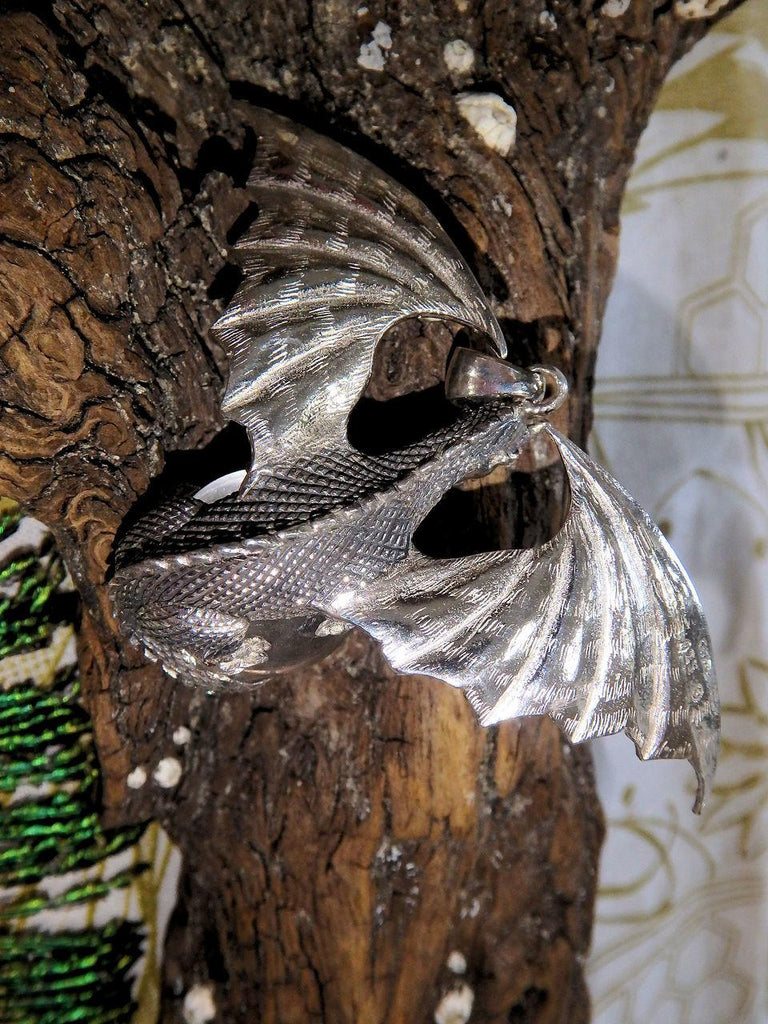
left=587, top=6, right=768, bottom=1023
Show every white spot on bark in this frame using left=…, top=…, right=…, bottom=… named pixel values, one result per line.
left=674, top=0, right=730, bottom=16
left=491, top=194, right=513, bottom=217
left=127, top=766, right=147, bottom=789
left=357, top=19, right=393, bottom=70
left=443, top=39, right=475, bottom=74
left=507, top=792, right=532, bottom=816
left=173, top=725, right=192, bottom=746
left=460, top=897, right=482, bottom=919
left=446, top=950, right=467, bottom=974
left=601, top=0, right=631, bottom=16
left=538, top=10, right=557, bottom=29
left=377, top=840, right=403, bottom=864
left=153, top=756, right=183, bottom=789
left=183, top=983, right=216, bottom=1024
left=372, top=21, right=393, bottom=49
left=456, top=92, right=517, bottom=156
left=358, top=41, right=385, bottom=71
left=434, top=984, right=474, bottom=1024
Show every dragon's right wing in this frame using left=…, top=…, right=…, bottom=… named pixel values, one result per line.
left=326, top=425, right=719, bottom=812
left=213, top=110, right=506, bottom=491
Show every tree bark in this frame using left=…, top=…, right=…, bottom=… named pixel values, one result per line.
left=0, top=2, right=742, bottom=1021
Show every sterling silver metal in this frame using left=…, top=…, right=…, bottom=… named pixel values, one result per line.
left=111, top=110, right=719, bottom=811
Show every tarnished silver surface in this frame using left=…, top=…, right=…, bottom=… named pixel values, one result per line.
left=111, top=109, right=719, bottom=810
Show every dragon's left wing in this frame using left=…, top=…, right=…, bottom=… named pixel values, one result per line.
left=213, top=109, right=506, bottom=491
left=325, top=425, right=719, bottom=811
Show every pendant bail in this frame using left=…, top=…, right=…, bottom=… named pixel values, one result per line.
left=445, top=347, right=567, bottom=416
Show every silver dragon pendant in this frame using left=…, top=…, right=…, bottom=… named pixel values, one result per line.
left=111, top=110, right=719, bottom=811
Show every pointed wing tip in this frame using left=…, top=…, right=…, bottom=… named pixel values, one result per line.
left=632, top=714, right=719, bottom=815
left=692, top=769, right=708, bottom=815
left=470, top=687, right=719, bottom=815
left=691, top=719, right=720, bottom=814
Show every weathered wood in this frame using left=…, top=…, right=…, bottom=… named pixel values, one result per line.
left=0, top=2, right=741, bottom=1020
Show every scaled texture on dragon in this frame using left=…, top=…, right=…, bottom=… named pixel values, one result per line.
left=111, top=110, right=719, bottom=811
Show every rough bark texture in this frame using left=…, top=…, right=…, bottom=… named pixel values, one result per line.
left=0, top=2, right=740, bottom=1021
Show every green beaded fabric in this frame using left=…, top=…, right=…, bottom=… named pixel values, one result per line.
left=0, top=501, right=146, bottom=1024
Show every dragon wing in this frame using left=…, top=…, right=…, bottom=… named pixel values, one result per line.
left=213, top=110, right=506, bottom=491
left=326, top=425, right=719, bottom=811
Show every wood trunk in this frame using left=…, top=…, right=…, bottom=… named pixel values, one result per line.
left=0, top=2, right=741, bottom=1021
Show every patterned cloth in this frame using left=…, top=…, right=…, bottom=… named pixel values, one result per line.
left=0, top=503, right=180, bottom=1024
left=587, top=6, right=768, bottom=1022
